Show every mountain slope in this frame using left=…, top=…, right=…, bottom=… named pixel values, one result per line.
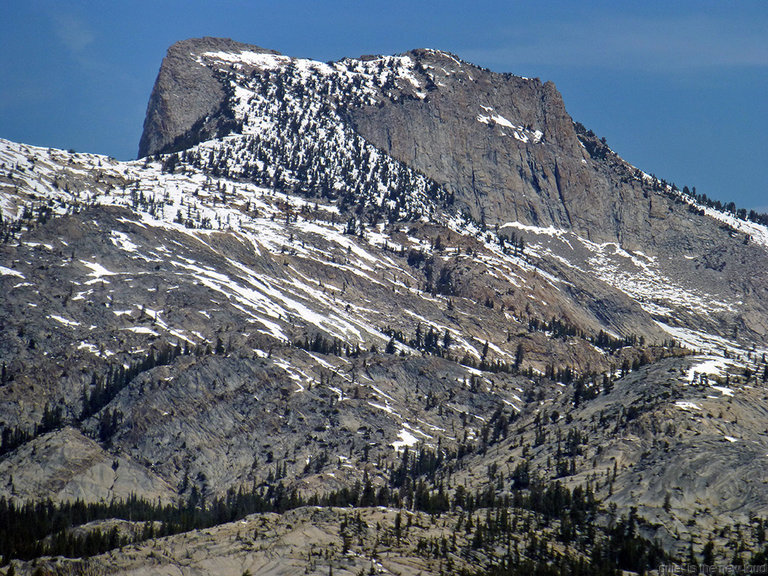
left=2, top=37, right=768, bottom=572
left=138, top=37, right=768, bottom=344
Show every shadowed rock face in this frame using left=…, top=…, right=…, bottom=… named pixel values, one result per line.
left=138, top=37, right=279, bottom=158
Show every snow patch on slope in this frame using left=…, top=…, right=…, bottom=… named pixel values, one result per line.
left=477, top=106, right=543, bottom=144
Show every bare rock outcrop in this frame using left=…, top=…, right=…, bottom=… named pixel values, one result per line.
left=138, top=37, right=279, bottom=158
left=0, top=427, right=176, bottom=504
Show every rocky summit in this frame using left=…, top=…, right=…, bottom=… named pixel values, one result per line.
left=1, top=37, right=768, bottom=575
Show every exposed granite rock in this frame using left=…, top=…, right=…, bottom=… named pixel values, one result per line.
left=349, top=50, right=710, bottom=249
left=138, top=37, right=279, bottom=158
left=9, top=507, right=485, bottom=576
left=350, top=50, right=585, bottom=231
left=0, top=427, right=176, bottom=504
left=442, top=355, right=768, bottom=559
left=137, top=39, right=761, bottom=258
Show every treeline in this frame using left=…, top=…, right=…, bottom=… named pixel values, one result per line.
left=0, top=484, right=284, bottom=561
left=382, top=316, right=678, bottom=383
left=299, top=314, right=681, bottom=417
left=679, top=184, right=768, bottom=228
left=0, top=472, right=666, bottom=576
left=382, top=318, right=672, bottom=383
left=634, top=164, right=768, bottom=231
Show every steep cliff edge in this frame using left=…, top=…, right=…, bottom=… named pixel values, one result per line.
left=347, top=49, right=724, bottom=251
left=137, top=40, right=728, bottom=249
left=138, top=37, right=279, bottom=158
left=349, top=49, right=586, bottom=232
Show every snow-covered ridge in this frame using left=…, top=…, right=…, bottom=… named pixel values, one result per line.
left=0, top=137, right=480, bottom=362
left=692, top=199, right=768, bottom=249
left=0, top=134, right=649, bottom=375
left=198, top=50, right=341, bottom=79
left=199, top=48, right=427, bottom=102
left=176, top=47, right=450, bottom=222
left=199, top=50, right=292, bottom=70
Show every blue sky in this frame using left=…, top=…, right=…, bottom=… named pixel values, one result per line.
left=1, top=1, right=766, bottom=212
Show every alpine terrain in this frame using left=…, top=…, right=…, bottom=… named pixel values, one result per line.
left=2, top=37, right=768, bottom=575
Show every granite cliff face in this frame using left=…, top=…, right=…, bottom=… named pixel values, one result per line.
left=2, top=37, right=768, bottom=573
left=138, top=38, right=280, bottom=159
left=139, top=40, right=597, bottom=234
left=350, top=50, right=587, bottom=232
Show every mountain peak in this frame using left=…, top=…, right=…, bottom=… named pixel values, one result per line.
left=134, top=40, right=734, bottom=248
left=170, top=36, right=276, bottom=54
left=138, top=37, right=280, bottom=159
